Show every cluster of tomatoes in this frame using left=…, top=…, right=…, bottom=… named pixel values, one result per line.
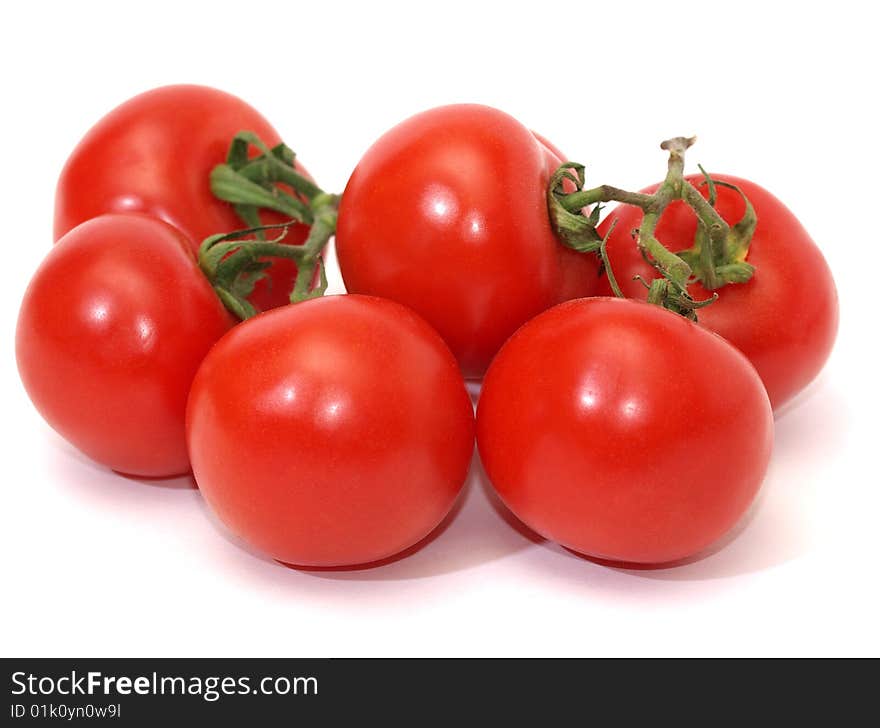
left=16, top=85, right=838, bottom=569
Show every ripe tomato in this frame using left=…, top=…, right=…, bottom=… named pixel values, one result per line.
left=595, top=174, right=838, bottom=408
left=335, top=105, right=599, bottom=378
left=531, top=131, right=567, bottom=164
left=53, top=84, right=313, bottom=312
left=476, top=297, right=773, bottom=565
left=17, top=214, right=234, bottom=477
left=186, top=295, right=475, bottom=567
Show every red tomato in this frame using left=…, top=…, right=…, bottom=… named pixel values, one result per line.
left=596, top=174, right=838, bottom=408
left=476, top=297, right=773, bottom=565
left=531, top=131, right=568, bottom=163
left=17, top=214, right=234, bottom=477
left=186, top=295, right=475, bottom=567
left=335, top=105, right=599, bottom=378
left=53, top=84, right=313, bottom=312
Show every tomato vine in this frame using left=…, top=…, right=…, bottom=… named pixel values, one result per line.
left=204, top=129, right=758, bottom=325
left=201, top=132, right=339, bottom=319
left=547, top=136, right=758, bottom=319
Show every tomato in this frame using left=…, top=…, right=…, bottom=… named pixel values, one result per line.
left=476, top=297, right=773, bottom=565
left=186, top=295, right=475, bottom=567
left=531, top=131, right=568, bottom=164
left=596, top=174, right=838, bottom=408
left=335, top=104, right=599, bottom=378
left=53, top=84, right=313, bottom=312
left=16, top=214, right=234, bottom=477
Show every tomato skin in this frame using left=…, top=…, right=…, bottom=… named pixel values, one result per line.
left=53, top=84, right=313, bottom=311
left=596, top=174, right=838, bottom=408
left=476, top=297, right=773, bottom=565
left=16, top=214, right=234, bottom=477
left=531, top=131, right=568, bottom=164
left=335, top=105, right=599, bottom=378
left=186, top=295, right=475, bottom=567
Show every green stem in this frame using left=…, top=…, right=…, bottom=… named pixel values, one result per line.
left=683, top=182, right=731, bottom=246
left=598, top=221, right=624, bottom=298
left=559, top=185, right=654, bottom=212
left=202, top=131, right=344, bottom=319
left=237, top=154, right=323, bottom=200
left=224, top=131, right=322, bottom=201
left=627, top=137, right=696, bottom=288
left=289, top=193, right=339, bottom=303
left=199, top=223, right=305, bottom=278
left=549, top=135, right=758, bottom=318
left=638, top=209, right=692, bottom=287
left=199, top=198, right=339, bottom=319
left=210, top=164, right=312, bottom=221
left=659, top=136, right=693, bottom=191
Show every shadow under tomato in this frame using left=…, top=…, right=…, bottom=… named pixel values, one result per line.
left=771, top=372, right=848, bottom=458
left=44, top=433, right=204, bottom=533
left=771, top=369, right=828, bottom=422
left=50, top=372, right=846, bottom=587
left=43, top=429, right=198, bottom=491
left=114, top=470, right=197, bottom=490
left=46, top=434, right=197, bottom=490
left=466, top=379, right=482, bottom=406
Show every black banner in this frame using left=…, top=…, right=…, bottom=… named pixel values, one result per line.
left=2, top=657, right=870, bottom=723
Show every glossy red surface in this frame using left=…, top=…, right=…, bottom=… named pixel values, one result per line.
left=17, top=214, right=234, bottom=476
left=187, top=295, right=475, bottom=567
left=53, top=84, right=312, bottom=311
left=335, top=104, right=599, bottom=378
left=477, top=297, right=774, bottom=564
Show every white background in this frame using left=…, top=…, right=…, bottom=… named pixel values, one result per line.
left=2, top=1, right=877, bottom=657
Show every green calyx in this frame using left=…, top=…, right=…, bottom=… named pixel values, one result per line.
left=548, top=136, right=758, bottom=320
left=211, top=131, right=323, bottom=223
left=547, top=163, right=604, bottom=252
left=674, top=169, right=757, bottom=290
left=201, top=132, right=340, bottom=320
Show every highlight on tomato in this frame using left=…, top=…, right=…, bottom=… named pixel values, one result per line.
left=16, top=214, right=234, bottom=477
left=476, top=297, right=774, bottom=565
left=333, top=104, right=601, bottom=378
left=53, top=84, right=316, bottom=312
left=186, top=295, right=475, bottom=568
